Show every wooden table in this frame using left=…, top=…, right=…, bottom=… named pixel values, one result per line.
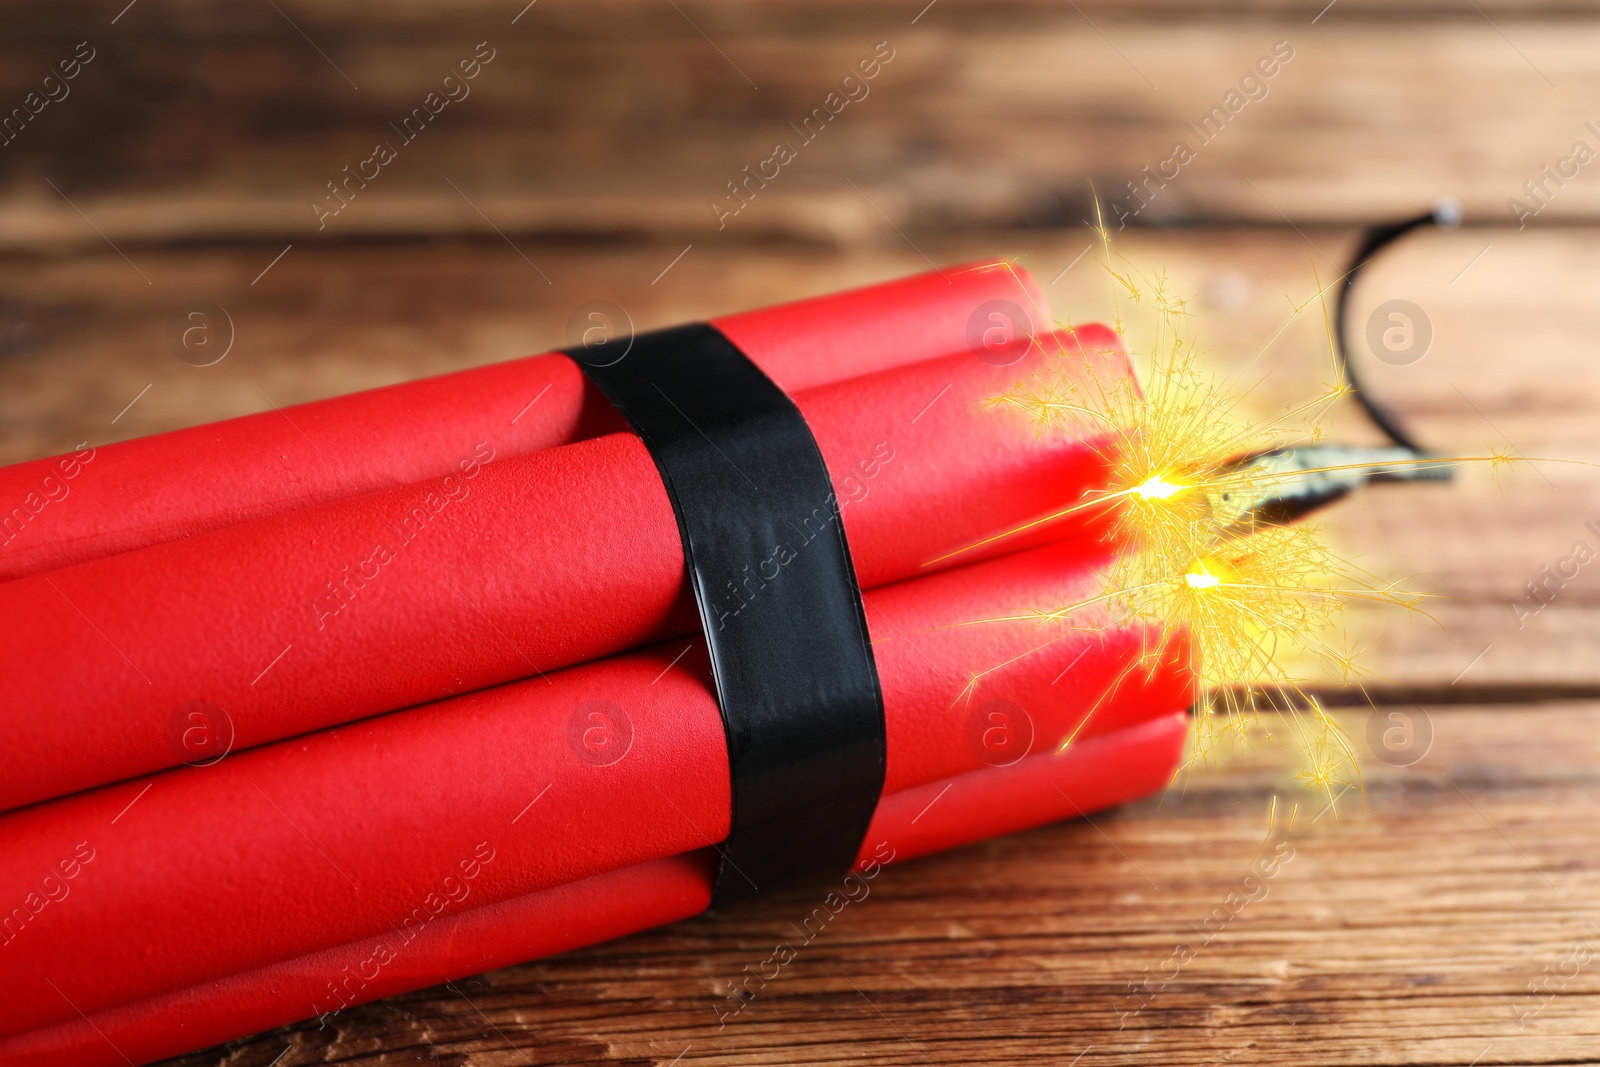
left=3, top=2, right=1597, bottom=1063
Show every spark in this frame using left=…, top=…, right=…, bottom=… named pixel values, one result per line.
left=954, top=223, right=1430, bottom=820
left=1184, top=558, right=1227, bottom=589
left=951, top=218, right=1589, bottom=822
left=1135, top=474, right=1186, bottom=500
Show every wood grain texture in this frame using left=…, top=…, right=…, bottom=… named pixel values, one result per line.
left=0, top=1, right=1596, bottom=246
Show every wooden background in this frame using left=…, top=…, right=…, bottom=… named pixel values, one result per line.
left=4, top=0, right=1599, bottom=1063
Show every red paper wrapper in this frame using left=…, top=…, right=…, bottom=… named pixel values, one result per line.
left=0, top=326, right=1127, bottom=812
left=0, top=539, right=1191, bottom=1059
left=0, top=715, right=1186, bottom=1067
left=0, top=263, right=1046, bottom=581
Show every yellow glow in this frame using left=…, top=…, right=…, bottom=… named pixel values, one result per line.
left=959, top=219, right=1444, bottom=822
left=1184, top=558, right=1227, bottom=589
left=956, top=224, right=1523, bottom=821
left=1134, top=474, right=1185, bottom=500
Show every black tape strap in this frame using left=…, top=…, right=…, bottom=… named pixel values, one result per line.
left=564, top=324, right=886, bottom=907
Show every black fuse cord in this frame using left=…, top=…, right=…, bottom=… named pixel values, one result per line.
left=1226, top=201, right=1460, bottom=528
left=1331, top=199, right=1461, bottom=452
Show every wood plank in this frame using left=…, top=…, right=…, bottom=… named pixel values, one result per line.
left=155, top=703, right=1600, bottom=1065
left=3, top=227, right=1595, bottom=691
left=2, top=7, right=1598, bottom=245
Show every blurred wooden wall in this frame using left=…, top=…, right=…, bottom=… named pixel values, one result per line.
left=1, top=0, right=1594, bottom=248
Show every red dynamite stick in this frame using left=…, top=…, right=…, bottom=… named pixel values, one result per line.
left=0, top=714, right=1188, bottom=1067
left=0, top=326, right=1128, bottom=812
left=0, top=262, right=1047, bottom=581
left=0, top=540, right=1192, bottom=1041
